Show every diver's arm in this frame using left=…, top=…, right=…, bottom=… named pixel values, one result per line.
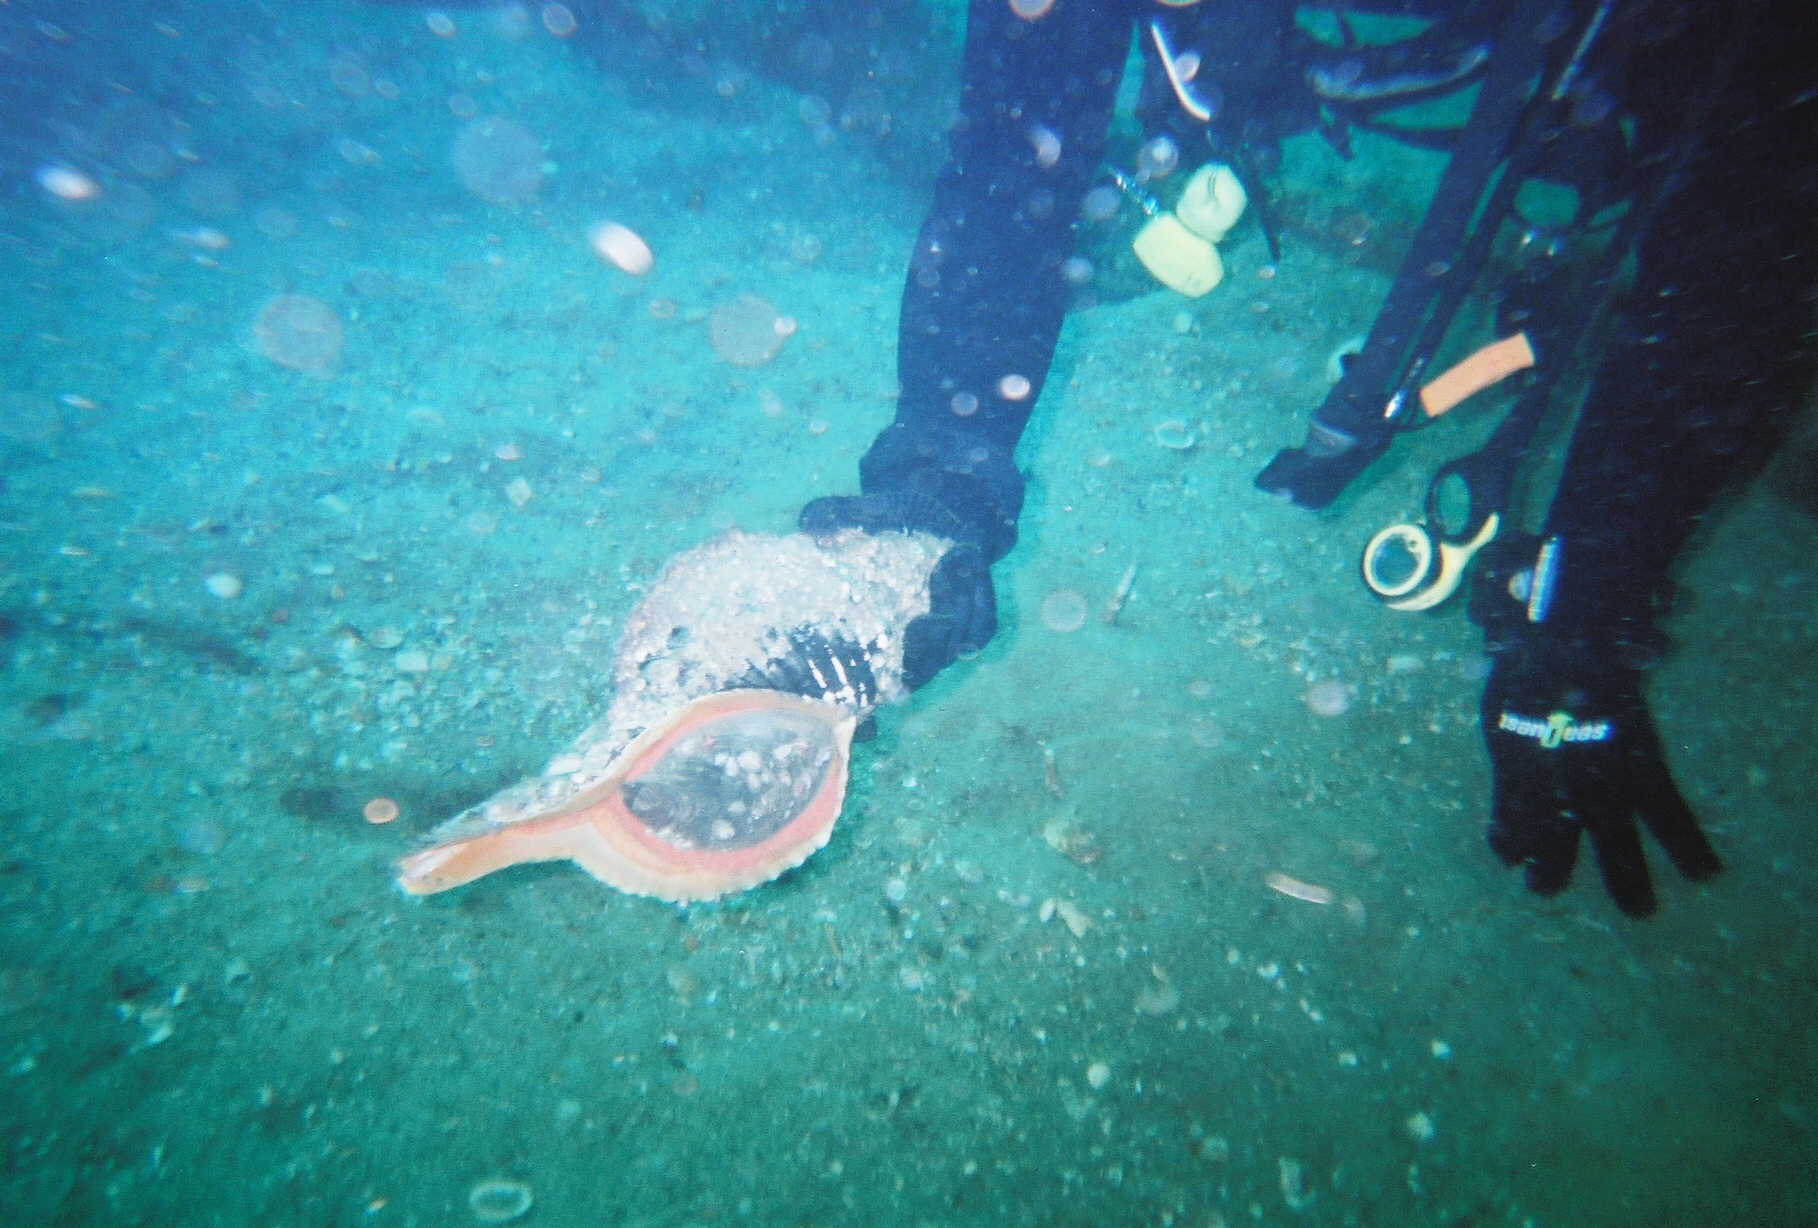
left=804, top=0, right=1132, bottom=686
left=1470, top=16, right=1817, bottom=916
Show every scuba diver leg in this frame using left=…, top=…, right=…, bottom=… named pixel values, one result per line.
left=877, top=0, right=1134, bottom=551
left=806, top=0, right=1136, bottom=689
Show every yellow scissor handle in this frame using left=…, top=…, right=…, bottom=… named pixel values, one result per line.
left=1362, top=512, right=1500, bottom=612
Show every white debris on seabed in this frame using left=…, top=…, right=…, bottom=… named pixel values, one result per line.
left=1085, top=1061, right=1111, bottom=1090
left=203, top=572, right=244, bottom=599
left=1193, top=1131, right=1231, bottom=1163
left=1405, top=1110, right=1437, bottom=1142
left=1279, top=1156, right=1315, bottom=1211
left=1133, top=964, right=1180, bottom=1016
left=1042, top=898, right=1092, bottom=939
left=117, top=984, right=189, bottom=1052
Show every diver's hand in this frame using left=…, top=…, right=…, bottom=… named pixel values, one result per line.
left=1480, top=639, right=1721, bottom=916
left=800, top=493, right=997, bottom=689
left=902, top=541, right=995, bottom=688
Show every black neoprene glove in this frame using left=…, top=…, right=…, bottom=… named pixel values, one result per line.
left=799, top=492, right=997, bottom=691
left=1479, top=636, right=1721, bottom=917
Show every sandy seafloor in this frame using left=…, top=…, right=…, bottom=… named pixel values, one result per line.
left=2, top=2, right=1815, bottom=1226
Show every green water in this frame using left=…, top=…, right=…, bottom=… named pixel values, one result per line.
left=2, top=3, right=1814, bottom=1226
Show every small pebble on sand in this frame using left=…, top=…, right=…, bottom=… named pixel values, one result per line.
left=204, top=573, right=244, bottom=599
left=363, top=797, right=400, bottom=824
left=365, top=626, right=404, bottom=649
left=1086, top=1062, right=1111, bottom=1090
left=180, top=819, right=227, bottom=855
left=1305, top=679, right=1350, bottom=717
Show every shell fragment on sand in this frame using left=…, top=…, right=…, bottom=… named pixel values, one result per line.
left=1265, top=871, right=1336, bottom=905
left=1045, top=898, right=1092, bottom=938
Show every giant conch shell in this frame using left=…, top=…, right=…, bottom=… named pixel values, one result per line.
left=397, top=528, right=947, bottom=902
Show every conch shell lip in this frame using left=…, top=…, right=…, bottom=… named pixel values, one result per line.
left=396, top=689, right=857, bottom=902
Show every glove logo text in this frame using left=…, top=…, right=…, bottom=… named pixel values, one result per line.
left=1498, top=709, right=1613, bottom=750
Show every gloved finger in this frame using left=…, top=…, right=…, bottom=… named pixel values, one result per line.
left=931, top=547, right=996, bottom=648
left=1571, top=766, right=1659, bottom=915
left=1519, top=810, right=1584, bottom=898
left=901, top=548, right=996, bottom=689
left=902, top=614, right=958, bottom=690
left=1484, top=770, right=1543, bottom=868
left=1582, top=804, right=1658, bottom=918
left=1485, top=768, right=1584, bottom=896
left=1632, top=766, right=1722, bottom=881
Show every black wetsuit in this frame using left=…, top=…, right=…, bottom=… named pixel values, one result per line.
left=842, top=0, right=1304, bottom=567
left=804, top=0, right=1816, bottom=912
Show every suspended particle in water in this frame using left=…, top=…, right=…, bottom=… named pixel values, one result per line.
left=468, top=1179, right=532, bottom=1223
left=1136, top=135, right=1179, bottom=180
left=1028, top=123, right=1061, bottom=168
left=451, top=116, right=544, bottom=206
left=710, top=295, right=789, bottom=366
left=255, top=295, right=344, bottom=374
left=589, top=221, right=654, bottom=275
left=37, top=164, right=100, bottom=201
left=1305, top=679, right=1350, bottom=717
left=1040, top=590, right=1088, bottom=633
left=542, top=4, right=577, bottom=37
left=789, top=232, right=823, bottom=263
left=1081, top=184, right=1121, bottom=222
